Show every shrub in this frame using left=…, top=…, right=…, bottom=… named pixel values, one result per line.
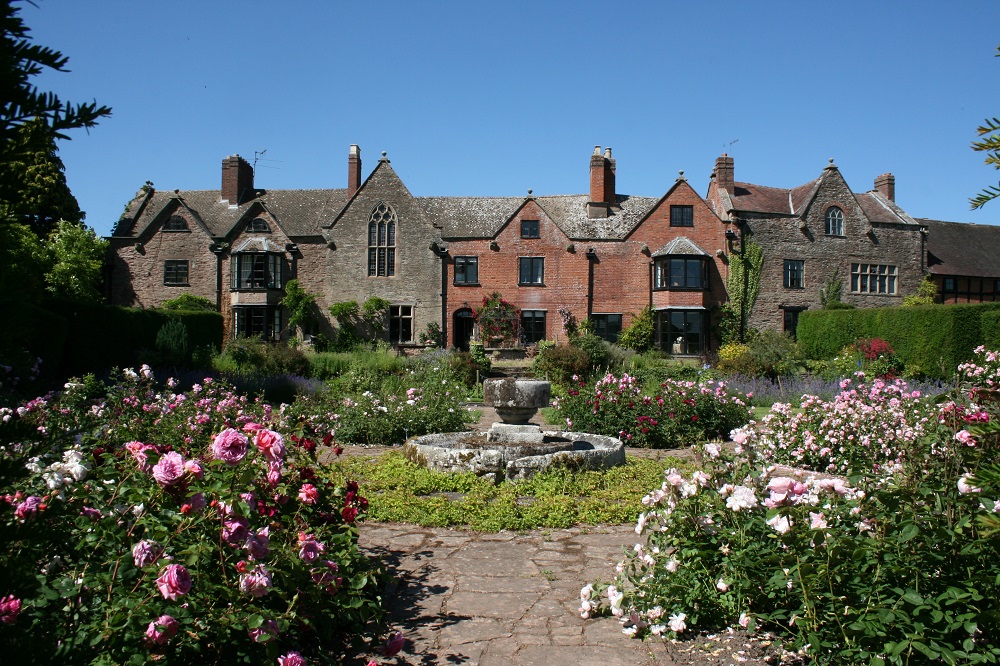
left=554, top=373, right=752, bottom=448
left=833, top=337, right=904, bottom=379
left=532, top=343, right=590, bottom=385
left=155, top=318, right=189, bottom=366
left=475, top=293, right=520, bottom=347
left=0, top=368, right=389, bottom=664
left=214, top=339, right=310, bottom=379
left=583, top=349, right=1000, bottom=665
left=572, top=333, right=610, bottom=370
left=160, top=293, right=216, bottom=312
left=618, top=307, right=654, bottom=353
left=468, top=341, right=492, bottom=375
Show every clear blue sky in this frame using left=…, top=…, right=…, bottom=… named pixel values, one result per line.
left=24, top=0, right=1000, bottom=237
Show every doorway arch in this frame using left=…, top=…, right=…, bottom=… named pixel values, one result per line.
left=453, top=308, right=475, bottom=350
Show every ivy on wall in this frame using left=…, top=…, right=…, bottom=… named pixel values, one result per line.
left=721, top=240, right=764, bottom=343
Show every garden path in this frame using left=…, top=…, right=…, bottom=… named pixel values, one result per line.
left=351, top=408, right=773, bottom=665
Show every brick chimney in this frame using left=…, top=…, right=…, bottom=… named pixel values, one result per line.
left=588, top=146, right=617, bottom=218
left=715, top=154, right=734, bottom=192
left=874, top=173, right=895, bottom=202
left=347, top=144, right=362, bottom=197
left=221, top=155, right=254, bottom=205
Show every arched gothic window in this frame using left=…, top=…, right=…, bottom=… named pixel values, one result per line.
left=368, top=202, right=397, bottom=276
left=825, top=206, right=844, bottom=236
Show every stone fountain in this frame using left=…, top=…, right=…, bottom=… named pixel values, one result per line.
left=403, top=377, right=626, bottom=483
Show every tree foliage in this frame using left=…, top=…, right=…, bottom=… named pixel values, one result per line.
left=44, top=219, right=108, bottom=302
left=0, top=118, right=82, bottom=236
left=0, top=0, right=111, bottom=151
left=280, top=279, right=317, bottom=334
left=969, top=46, right=1000, bottom=209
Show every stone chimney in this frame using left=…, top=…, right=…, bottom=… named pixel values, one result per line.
left=588, top=146, right=617, bottom=218
left=874, top=173, right=895, bottom=202
left=715, top=154, right=734, bottom=192
left=347, top=144, right=362, bottom=197
left=221, top=155, right=254, bottom=205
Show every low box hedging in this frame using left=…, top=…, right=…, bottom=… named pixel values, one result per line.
left=797, top=302, right=1000, bottom=378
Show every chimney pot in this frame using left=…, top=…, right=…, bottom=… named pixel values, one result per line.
left=593, top=145, right=601, bottom=155
left=604, top=147, right=612, bottom=159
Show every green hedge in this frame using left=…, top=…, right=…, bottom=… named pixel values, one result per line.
left=797, top=302, right=1000, bottom=378
left=26, top=299, right=222, bottom=378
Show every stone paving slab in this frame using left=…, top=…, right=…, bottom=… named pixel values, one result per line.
left=359, top=523, right=774, bottom=665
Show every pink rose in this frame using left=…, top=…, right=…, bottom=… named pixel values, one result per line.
left=80, top=506, right=102, bottom=521
left=245, top=527, right=270, bottom=561
left=297, top=532, right=325, bottom=563
left=183, top=459, right=204, bottom=480
left=14, top=495, right=43, bottom=521
left=152, top=451, right=186, bottom=487
left=267, top=460, right=283, bottom=487
left=156, top=564, right=192, bottom=600
left=254, top=429, right=286, bottom=462
left=311, top=560, right=342, bottom=593
left=278, top=652, right=307, bottom=666
left=181, top=492, right=206, bottom=515
left=298, top=483, right=319, bottom=505
left=222, top=515, right=249, bottom=546
left=145, top=614, right=179, bottom=645
left=212, top=428, right=249, bottom=465
left=248, top=618, right=279, bottom=643
left=0, top=595, right=21, bottom=624
left=125, top=440, right=155, bottom=471
left=132, top=539, right=162, bottom=568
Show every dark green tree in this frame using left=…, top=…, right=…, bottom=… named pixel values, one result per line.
left=970, top=46, right=1000, bottom=210
left=0, top=118, right=83, bottom=236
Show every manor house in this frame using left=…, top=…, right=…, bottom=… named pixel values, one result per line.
left=106, top=145, right=996, bottom=353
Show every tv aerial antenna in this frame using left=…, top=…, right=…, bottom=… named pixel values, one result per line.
left=253, top=149, right=267, bottom=171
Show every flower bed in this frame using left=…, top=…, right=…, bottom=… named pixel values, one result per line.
left=0, top=368, right=394, bottom=665
left=581, top=351, right=1000, bottom=664
left=553, top=373, right=752, bottom=449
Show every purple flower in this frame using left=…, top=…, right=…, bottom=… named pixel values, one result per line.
left=245, top=527, right=271, bottom=560
left=380, top=631, right=405, bottom=657
left=0, top=595, right=21, bottom=624
left=278, top=652, right=307, bottom=666
left=222, top=515, right=249, bottom=546
left=13, top=495, right=43, bottom=521
left=212, top=428, right=249, bottom=465
left=297, top=532, right=324, bottom=563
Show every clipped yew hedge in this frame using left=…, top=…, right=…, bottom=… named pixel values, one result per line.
left=24, top=299, right=222, bottom=378
left=797, top=302, right=1000, bottom=378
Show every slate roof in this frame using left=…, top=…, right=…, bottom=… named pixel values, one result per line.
left=419, top=196, right=524, bottom=238
left=533, top=194, right=660, bottom=240
left=920, top=218, right=1000, bottom=278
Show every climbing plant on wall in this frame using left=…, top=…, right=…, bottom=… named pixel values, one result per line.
left=722, top=240, right=764, bottom=343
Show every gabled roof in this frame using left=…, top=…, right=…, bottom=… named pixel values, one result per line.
left=920, top=218, right=1000, bottom=278
left=113, top=188, right=349, bottom=240
left=730, top=181, right=808, bottom=215
left=856, top=191, right=920, bottom=226
left=651, top=236, right=710, bottom=257
left=420, top=196, right=524, bottom=238
left=232, top=237, right=283, bottom=253
left=534, top=194, right=660, bottom=240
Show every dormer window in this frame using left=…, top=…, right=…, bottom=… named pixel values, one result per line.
left=163, top=215, right=188, bottom=231
left=825, top=207, right=844, bottom=236
left=246, top=218, right=270, bottom=233
left=520, top=220, right=540, bottom=238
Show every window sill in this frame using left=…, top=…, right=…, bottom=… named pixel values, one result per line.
left=653, top=286, right=706, bottom=292
left=454, top=282, right=481, bottom=287
left=824, top=234, right=846, bottom=238
left=164, top=283, right=190, bottom=287
left=783, top=286, right=805, bottom=290
left=518, top=283, right=545, bottom=287
left=230, top=287, right=281, bottom=293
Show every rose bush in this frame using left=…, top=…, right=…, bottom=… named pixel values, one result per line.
left=582, top=349, right=1000, bottom=664
left=553, top=373, right=752, bottom=448
left=0, top=367, right=394, bottom=665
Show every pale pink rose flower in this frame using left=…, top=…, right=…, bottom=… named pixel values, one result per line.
left=767, top=477, right=796, bottom=495
left=767, top=514, right=792, bottom=535
left=716, top=578, right=729, bottom=592
left=152, top=452, right=186, bottom=487
left=212, top=428, right=249, bottom=465
left=156, top=564, right=192, bottom=600
left=668, top=612, right=687, bottom=633
left=809, top=511, right=829, bottom=530
left=739, top=612, right=751, bottom=628
left=144, top=614, right=179, bottom=645
left=298, top=532, right=325, bottom=563
left=267, top=460, right=282, bottom=487
left=958, top=473, right=982, bottom=494
left=955, top=430, right=977, bottom=446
